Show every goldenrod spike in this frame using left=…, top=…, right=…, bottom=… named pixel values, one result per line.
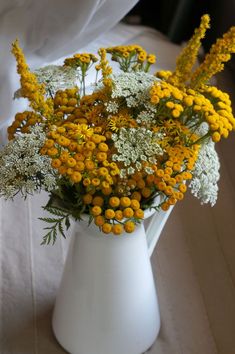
left=190, top=26, right=235, bottom=89
left=11, top=39, right=53, bottom=120
left=169, top=14, right=210, bottom=87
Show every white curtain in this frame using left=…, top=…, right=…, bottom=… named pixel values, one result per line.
left=0, top=0, right=138, bottom=143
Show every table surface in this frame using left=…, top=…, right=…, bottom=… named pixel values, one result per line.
left=1, top=23, right=235, bottom=354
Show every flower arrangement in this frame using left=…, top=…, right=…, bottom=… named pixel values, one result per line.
left=1, top=14, right=235, bottom=244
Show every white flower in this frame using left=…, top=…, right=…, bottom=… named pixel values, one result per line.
left=104, top=101, right=119, bottom=114
left=34, top=65, right=78, bottom=95
left=110, top=71, right=157, bottom=108
left=0, top=126, right=57, bottom=199
left=196, top=122, right=210, bottom=136
left=136, top=110, right=156, bottom=125
left=189, top=140, right=220, bottom=206
left=112, top=127, right=163, bottom=177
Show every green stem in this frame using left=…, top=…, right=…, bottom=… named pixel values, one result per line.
left=188, top=131, right=211, bottom=146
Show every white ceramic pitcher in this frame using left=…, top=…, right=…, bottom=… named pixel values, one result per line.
left=52, top=205, right=173, bottom=354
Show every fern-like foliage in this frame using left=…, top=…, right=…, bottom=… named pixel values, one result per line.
left=39, top=205, right=71, bottom=245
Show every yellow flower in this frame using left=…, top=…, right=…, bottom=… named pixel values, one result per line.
left=91, top=177, right=100, bottom=187
left=115, top=210, right=123, bottom=221
left=91, top=206, right=102, bottom=216
left=112, top=224, right=123, bottom=235
left=212, top=131, right=221, bottom=142
left=70, top=172, right=82, bottom=183
left=191, top=26, right=235, bottom=88
left=134, top=209, right=144, bottom=219
left=51, top=159, right=62, bottom=169
left=102, top=223, right=113, bottom=234
left=98, top=48, right=113, bottom=87
left=105, top=209, right=115, bottom=219
left=168, top=14, right=210, bottom=87
left=11, top=40, right=53, bottom=120
left=66, top=158, right=76, bottom=168
left=95, top=215, right=105, bottom=227
left=83, top=194, right=93, bottom=204
left=92, top=196, right=104, bottom=206
left=120, top=197, right=131, bottom=208
left=123, top=207, right=134, bottom=218
left=109, top=197, right=120, bottom=208
left=124, top=221, right=135, bottom=233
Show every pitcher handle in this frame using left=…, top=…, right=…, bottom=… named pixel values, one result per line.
left=145, top=206, right=174, bottom=257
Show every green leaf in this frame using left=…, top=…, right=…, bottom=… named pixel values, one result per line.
left=88, top=214, right=93, bottom=226
left=41, top=230, right=52, bottom=245
left=42, top=206, right=66, bottom=217
left=65, top=216, right=71, bottom=230
left=58, top=221, right=66, bottom=239
left=52, top=228, right=57, bottom=245
left=39, top=206, right=71, bottom=245
left=38, top=217, right=62, bottom=223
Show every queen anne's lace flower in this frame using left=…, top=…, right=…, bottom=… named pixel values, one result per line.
left=112, top=127, right=163, bottom=177
left=110, top=72, right=157, bottom=108
left=0, top=126, right=57, bottom=199
left=189, top=140, right=220, bottom=206
left=34, top=65, right=78, bottom=95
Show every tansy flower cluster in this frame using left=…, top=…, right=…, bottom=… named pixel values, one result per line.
left=1, top=14, right=235, bottom=244
left=106, top=45, right=156, bottom=72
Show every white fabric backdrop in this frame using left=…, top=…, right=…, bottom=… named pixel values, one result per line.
left=0, top=0, right=138, bottom=144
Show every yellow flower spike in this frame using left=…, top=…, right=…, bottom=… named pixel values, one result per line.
left=191, top=26, right=235, bottom=89
left=11, top=40, right=53, bottom=121
left=167, top=14, right=210, bottom=87
left=98, top=48, right=113, bottom=87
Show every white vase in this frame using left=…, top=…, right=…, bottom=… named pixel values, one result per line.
left=52, top=206, right=173, bottom=354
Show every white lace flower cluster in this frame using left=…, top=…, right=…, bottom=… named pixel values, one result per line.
left=189, top=139, right=220, bottom=206
left=34, top=65, right=78, bottom=95
left=112, top=127, right=163, bottom=178
left=0, top=126, right=57, bottom=199
left=110, top=71, right=157, bottom=109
